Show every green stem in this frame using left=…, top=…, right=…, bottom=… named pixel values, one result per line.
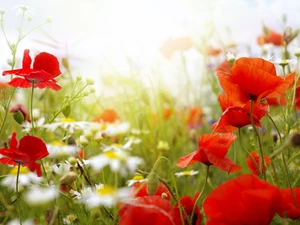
left=282, top=152, right=298, bottom=207
left=249, top=100, right=266, bottom=180
left=30, top=82, right=35, bottom=134
left=267, top=114, right=283, bottom=145
left=16, top=162, right=21, bottom=194
left=0, top=88, right=16, bottom=135
left=238, top=128, right=262, bottom=176
left=190, top=165, right=209, bottom=225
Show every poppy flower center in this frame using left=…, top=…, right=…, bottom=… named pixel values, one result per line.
left=249, top=94, right=258, bottom=101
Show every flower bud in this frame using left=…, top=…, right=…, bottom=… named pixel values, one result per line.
left=161, top=192, right=168, bottom=199
left=147, top=172, right=158, bottom=196
left=62, top=58, right=69, bottom=69
left=76, top=75, right=82, bottom=81
left=86, top=78, right=95, bottom=85
left=79, top=135, right=89, bottom=147
left=13, top=110, right=24, bottom=124
left=62, top=105, right=71, bottom=118
left=157, top=141, right=170, bottom=152
left=67, top=156, right=77, bottom=166
left=60, top=171, right=77, bottom=185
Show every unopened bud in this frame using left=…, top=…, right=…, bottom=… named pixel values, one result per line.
left=13, top=110, right=24, bottom=124
left=0, top=8, right=6, bottom=15
left=157, top=141, right=170, bottom=152
left=86, top=78, right=94, bottom=85
left=67, top=156, right=77, bottom=166
left=79, top=135, right=89, bottom=147
left=62, top=105, right=71, bottom=118
left=147, top=172, right=158, bottom=196
left=62, top=58, right=69, bottom=69
left=161, top=192, right=168, bottom=199
left=46, top=16, right=52, bottom=23
left=60, top=171, right=77, bottom=185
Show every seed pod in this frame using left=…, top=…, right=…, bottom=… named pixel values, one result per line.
left=13, top=110, right=24, bottom=124
left=147, top=172, right=158, bottom=196
left=62, top=105, right=71, bottom=117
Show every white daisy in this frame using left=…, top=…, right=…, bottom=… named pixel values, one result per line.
left=89, top=150, right=144, bottom=176
left=7, top=219, right=35, bottom=225
left=74, top=184, right=130, bottom=209
left=63, top=214, right=78, bottom=224
left=174, top=170, right=199, bottom=177
left=46, top=141, right=80, bottom=158
left=21, top=117, right=45, bottom=133
left=1, top=167, right=42, bottom=191
left=42, top=118, right=90, bottom=134
left=104, top=122, right=130, bottom=136
left=126, top=175, right=147, bottom=187
left=23, top=185, right=59, bottom=206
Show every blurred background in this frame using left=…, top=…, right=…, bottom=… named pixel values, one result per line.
left=0, top=0, right=300, bottom=99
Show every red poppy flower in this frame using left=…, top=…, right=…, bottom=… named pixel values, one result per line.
left=130, top=182, right=172, bottom=200
left=93, top=109, right=120, bottom=123
left=2, top=49, right=61, bottom=91
left=0, top=133, right=48, bottom=176
left=246, top=151, right=271, bottom=176
left=217, top=57, right=294, bottom=105
left=203, top=174, right=285, bottom=225
left=279, top=188, right=300, bottom=219
left=177, top=133, right=241, bottom=173
left=216, top=60, right=232, bottom=73
left=212, top=94, right=269, bottom=133
left=172, top=193, right=202, bottom=225
left=186, top=106, right=203, bottom=129
left=118, top=196, right=174, bottom=225
left=257, top=28, right=283, bottom=46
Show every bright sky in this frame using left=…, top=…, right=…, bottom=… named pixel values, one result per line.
left=0, top=0, right=300, bottom=94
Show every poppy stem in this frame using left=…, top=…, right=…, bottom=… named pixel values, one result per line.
left=16, top=162, right=21, bottom=194
left=267, top=114, right=283, bottom=145
left=30, top=81, right=35, bottom=134
left=190, top=165, right=209, bottom=225
left=249, top=100, right=266, bottom=180
left=0, top=88, right=16, bottom=135
left=282, top=152, right=299, bottom=208
left=238, top=128, right=262, bottom=176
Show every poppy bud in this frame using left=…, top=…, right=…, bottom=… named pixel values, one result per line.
left=284, top=27, right=292, bottom=44
left=161, top=192, right=168, bottom=199
left=62, top=58, right=69, bottom=69
left=13, top=110, right=24, bottom=124
left=62, top=105, right=71, bottom=117
left=60, top=171, right=77, bottom=185
left=147, top=172, right=158, bottom=196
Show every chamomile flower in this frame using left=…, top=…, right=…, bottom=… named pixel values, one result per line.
left=74, top=184, right=130, bottom=208
left=174, top=170, right=199, bottom=177
left=101, top=143, right=132, bottom=152
left=42, top=118, right=90, bottom=134
left=21, top=117, right=45, bottom=133
left=89, top=150, right=144, bottom=176
left=130, top=128, right=150, bottom=135
left=23, top=185, right=59, bottom=206
left=124, top=136, right=142, bottom=145
left=63, top=214, right=78, bottom=224
left=51, top=163, right=72, bottom=175
left=104, top=122, right=130, bottom=136
left=46, top=141, right=80, bottom=158
left=1, top=167, right=42, bottom=191
left=126, top=175, right=147, bottom=186
left=7, top=219, right=35, bottom=225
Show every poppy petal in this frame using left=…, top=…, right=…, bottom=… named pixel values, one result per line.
left=177, top=151, right=201, bottom=168
left=18, top=135, right=48, bottom=161
left=22, top=49, right=32, bottom=69
left=7, top=78, right=32, bottom=88
left=33, top=52, right=61, bottom=77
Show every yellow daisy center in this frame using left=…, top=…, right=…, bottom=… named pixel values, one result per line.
left=96, top=185, right=116, bottom=195
left=61, top=118, right=75, bottom=123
